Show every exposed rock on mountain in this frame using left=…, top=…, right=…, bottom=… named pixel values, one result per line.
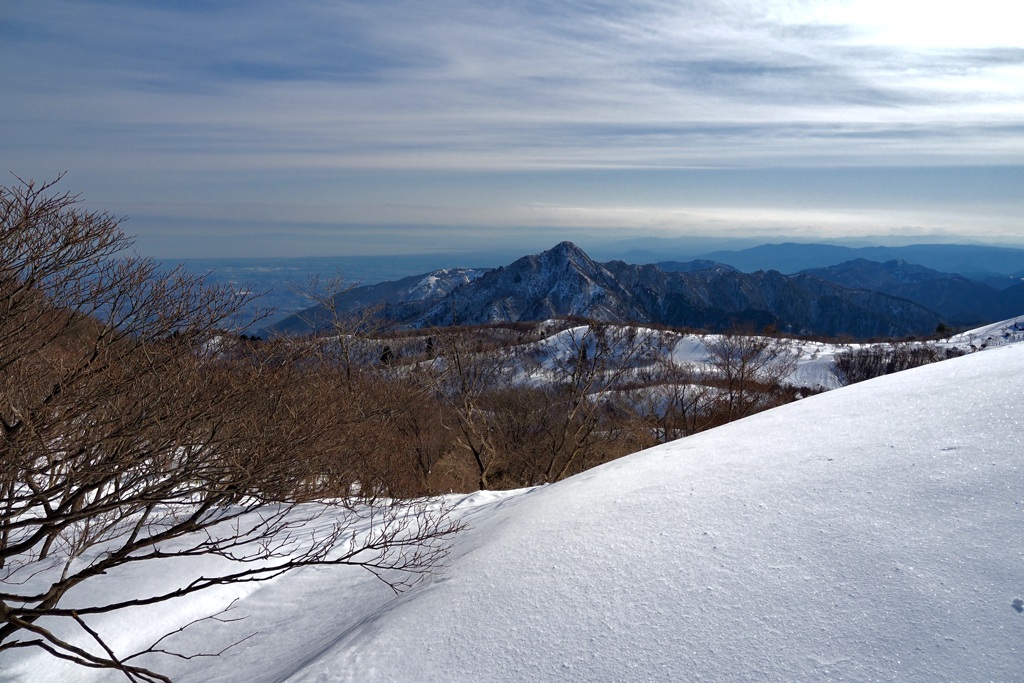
left=271, top=242, right=948, bottom=339
left=416, top=241, right=645, bottom=327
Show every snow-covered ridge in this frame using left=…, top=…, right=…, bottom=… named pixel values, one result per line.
left=459, top=315, right=1024, bottom=393
left=8, top=322, right=1024, bottom=682
left=946, top=314, right=1024, bottom=350
left=298, top=343, right=1024, bottom=683
left=407, top=268, right=486, bottom=301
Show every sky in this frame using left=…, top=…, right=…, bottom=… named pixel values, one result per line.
left=2, top=0, right=1023, bottom=258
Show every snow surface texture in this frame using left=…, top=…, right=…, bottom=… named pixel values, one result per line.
left=6, top=337, right=1024, bottom=682
left=946, top=314, right=1024, bottom=351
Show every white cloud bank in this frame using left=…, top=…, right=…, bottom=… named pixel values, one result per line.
left=1, top=0, right=1022, bottom=255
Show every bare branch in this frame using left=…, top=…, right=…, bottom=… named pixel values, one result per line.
left=0, top=176, right=462, bottom=679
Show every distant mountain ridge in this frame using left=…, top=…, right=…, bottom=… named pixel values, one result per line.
left=699, top=242, right=1024, bottom=278
left=271, top=267, right=488, bottom=334
left=801, top=259, right=1024, bottom=326
left=270, top=242, right=953, bottom=339
left=655, top=260, right=738, bottom=274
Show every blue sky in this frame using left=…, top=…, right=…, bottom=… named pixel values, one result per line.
left=2, top=0, right=1023, bottom=258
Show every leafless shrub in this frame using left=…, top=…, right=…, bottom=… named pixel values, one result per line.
left=701, top=329, right=798, bottom=424
left=832, top=342, right=967, bottom=386
left=0, top=176, right=461, bottom=682
left=425, top=324, right=667, bottom=488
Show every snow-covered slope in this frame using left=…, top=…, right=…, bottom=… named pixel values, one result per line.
left=944, top=313, right=1024, bottom=351
left=7, top=342, right=1024, bottom=682
left=279, top=344, right=1023, bottom=682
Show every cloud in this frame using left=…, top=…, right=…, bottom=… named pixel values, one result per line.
left=1, top=0, right=1022, bottom=255
left=7, top=0, right=1022, bottom=166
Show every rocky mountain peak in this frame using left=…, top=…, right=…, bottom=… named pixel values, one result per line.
left=533, top=241, right=596, bottom=270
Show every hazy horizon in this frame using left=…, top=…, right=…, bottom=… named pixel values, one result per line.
left=170, top=232, right=1024, bottom=265
left=3, top=1, right=1022, bottom=258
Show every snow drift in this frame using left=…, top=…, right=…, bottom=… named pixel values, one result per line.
left=7, top=342, right=1023, bottom=682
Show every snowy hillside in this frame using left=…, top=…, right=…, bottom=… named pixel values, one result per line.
left=945, top=313, right=1024, bottom=351
left=6, top=339, right=1024, bottom=681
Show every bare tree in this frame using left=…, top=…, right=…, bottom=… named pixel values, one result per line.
left=831, top=341, right=965, bottom=386
left=530, top=324, right=659, bottom=483
left=285, top=272, right=390, bottom=383
left=425, top=328, right=518, bottom=490
left=625, top=340, right=716, bottom=443
left=0, top=176, right=461, bottom=682
left=701, top=329, right=798, bottom=423
left=384, top=377, right=454, bottom=495
left=429, top=323, right=661, bottom=488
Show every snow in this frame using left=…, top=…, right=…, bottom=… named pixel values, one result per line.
left=5, top=333, right=1024, bottom=681
left=670, top=333, right=847, bottom=391
left=503, top=324, right=844, bottom=391
left=944, top=314, right=1024, bottom=351
left=279, top=344, right=1023, bottom=683
left=407, top=268, right=486, bottom=301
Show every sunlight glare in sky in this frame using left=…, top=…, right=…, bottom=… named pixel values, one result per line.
left=813, top=0, right=1024, bottom=48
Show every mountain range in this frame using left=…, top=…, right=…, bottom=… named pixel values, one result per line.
left=800, top=258, right=1024, bottom=325
left=696, top=242, right=1024, bottom=280
left=269, top=241, right=1014, bottom=339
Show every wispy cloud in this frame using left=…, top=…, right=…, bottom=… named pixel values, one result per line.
left=2, top=0, right=1022, bottom=255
